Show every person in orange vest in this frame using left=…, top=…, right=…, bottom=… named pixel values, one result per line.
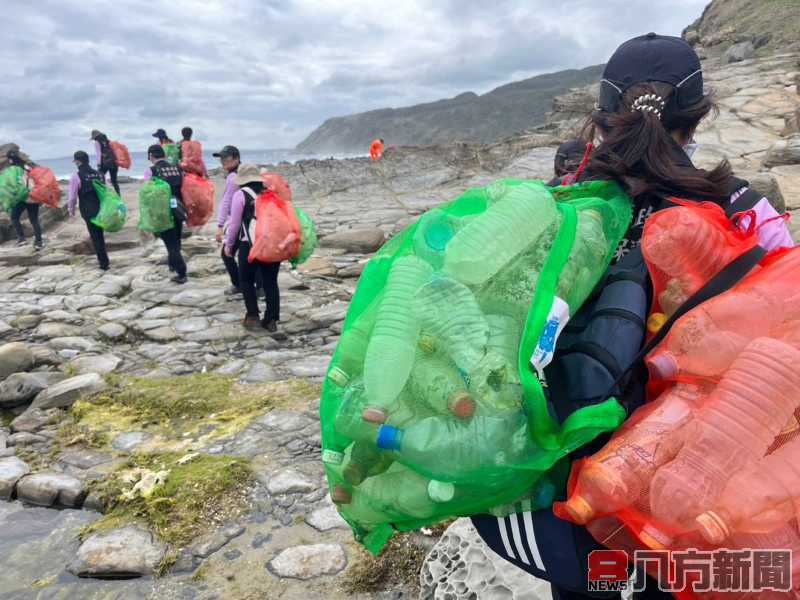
left=370, top=138, right=384, bottom=161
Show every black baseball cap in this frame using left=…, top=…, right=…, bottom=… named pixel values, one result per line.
left=152, top=128, right=167, bottom=139
left=598, top=33, right=703, bottom=113
left=212, top=145, right=240, bottom=159
left=555, top=139, right=585, bottom=160
left=73, top=151, right=89, bottom=163
left=148, top=144, right=165, bottom=158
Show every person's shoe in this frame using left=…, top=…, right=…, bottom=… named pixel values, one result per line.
left=99, top=264, right=110, bottom=271
left=256, top=288, right=265, bottom=298
left=33, top=240, right=44, bottom=251
left=15, top=239, right=26, bottom=247
left=171, top=275, right=188, bottom=284
left=225, top=285, right=242, bottom=295
left=262, top=319, right=278, bottom=333
left=243, top=315, right=261, bottom=330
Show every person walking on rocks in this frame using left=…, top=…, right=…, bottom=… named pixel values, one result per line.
left=144, top=145, right=188, bottom=284
left=5, top=149, right=44, bottom=250
left=179, top=127, right=208, bottom=178
left=223, top=163, right=281, bottom=332
left=67, top=151, right=109, bottom=270
left=213, top=145, right=243, bottom=295
left=152, top=128, right=175, bottom=146
left=90, top=130, right=121, bottom=195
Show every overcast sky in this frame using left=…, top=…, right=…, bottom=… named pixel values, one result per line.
left=1, top=0, right=708, bottom=158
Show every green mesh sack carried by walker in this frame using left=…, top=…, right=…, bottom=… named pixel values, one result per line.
left=320, top=179, right=632, bottom=553
left=163, top=143, right=180, bottom=166
left=290, top=206, right=318, bottom=267
left=91, top=181, right=128, bottom=232
left=138, top=177, right=174, bottom=233
left=0, top=166, right=28, bottom=212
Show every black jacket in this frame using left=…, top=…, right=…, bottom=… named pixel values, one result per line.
left=77, top=164, right=103, bottom=220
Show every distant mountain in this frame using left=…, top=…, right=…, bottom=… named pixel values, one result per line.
left=296, top=64, right=604, bottom=154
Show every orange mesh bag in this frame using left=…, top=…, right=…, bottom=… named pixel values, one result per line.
left=27, top=166, right=60, bottom=207
left=247, top=189, right=301, bottom=263
left=260, top=172, right=292, bottom=204
left=181, top=173, right=214, bottom=227
left=179, top=140, right=205, bottom=176
left=110, top=141, right=131, bottom=169
left=556, top=201, right=800, bottom=598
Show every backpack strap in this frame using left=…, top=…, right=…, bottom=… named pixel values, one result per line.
left=241, top=187, right=258, bottom=244
left=601, top=243, right=767, bottom=404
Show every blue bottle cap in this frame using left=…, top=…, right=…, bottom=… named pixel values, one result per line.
left=376, top=425, right=402, bottom=451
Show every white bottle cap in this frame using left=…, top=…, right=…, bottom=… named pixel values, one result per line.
left=427, top=480, right=456, bottom=503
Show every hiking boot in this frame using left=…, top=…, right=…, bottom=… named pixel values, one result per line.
left=171, top=275, right=188, bottom=284
left=262, top=319, right=278, bottom=333
left=225, top=285, right=242, bottom=295
left=243, top=316, right=261, bottom=330
left=15, top=239, right=26, bottom=247
left=33, top=239, right=44, bottom=251
left=99, top=264, right=110, bottom=271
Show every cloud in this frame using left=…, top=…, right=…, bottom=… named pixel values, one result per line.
left=1, top=0, right=708, bottom=157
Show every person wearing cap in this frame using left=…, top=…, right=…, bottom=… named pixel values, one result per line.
left=144, top=144, right=188, bottom=284
left=470, top=33, right=793, bottom=600
left=548, top=138, right=587, bottom=186
left=68, top=151, right=108, bottom=270
left=223, top=163, right=281, bottom=332
left=90, top=130, right=121, bottom=195
left=151, top=129, right=175, bottom=145
left=5, top=149, right=44, bottom=250
left=213, top=145, right=243, bottom=294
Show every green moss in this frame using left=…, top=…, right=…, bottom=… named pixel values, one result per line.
left=83, top=452, right=253, bottom=547
left=343, top=533, right=428, bottom=594
left=0, top=411, right=14, bottom=428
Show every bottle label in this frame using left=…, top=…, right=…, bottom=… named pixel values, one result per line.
left=530, top=296, right=570, bottom=379
left=322, top=449, right=344, bottom=465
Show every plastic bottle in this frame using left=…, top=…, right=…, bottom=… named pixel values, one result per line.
left=486, top=314, right=521, bottom=380
left=327, top=299, right=380, bottom=388
left=341, top=441, right=394, bottom=486
left=408, top=354, right=475, bottom=419
left=468, top=352, right=522, bottom=412
left=557, top=209, right=608, bottom=309
left=364, top=256, right=433, bottom=410
left=695, top=433, right=800, bottom=544
left=413, top=275, right=488, bottom=372
left=649, top=338, right=800, bottom=528
left=376, top=411, right=532, bottom=482
left=333, top=379, right=380, bottom=443
left=562, top=384, right=706, bottom=524
left=443, top=182, right=559, bottom=286
left=412, top=209, right=463, bottom=270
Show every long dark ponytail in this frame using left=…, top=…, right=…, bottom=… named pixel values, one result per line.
left=585, top=82, right=733, bottom=198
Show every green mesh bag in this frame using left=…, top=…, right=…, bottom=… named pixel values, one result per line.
left=290, top=206, right=318, bottom=268
left=91, top=181, right=128, bottom=232
left=138, top=177, right=174, bottom=233
left=0, top=166, right=28, bottom=212
left=320, top=179, right=632, bottom=553
left=163, top=143, right=180, bottom=166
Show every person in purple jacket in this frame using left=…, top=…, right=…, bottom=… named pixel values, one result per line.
left=213, top=145, right=242, bottom=294
left=223, top=163, right=281, bottom=332
left=67, top=151, right=108, bottom=270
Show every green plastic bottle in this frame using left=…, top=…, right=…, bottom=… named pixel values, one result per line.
left=342, top=441, right=393, bottom=485
left=333, top=379, right=380, bottom=443
left=409, top=354, right=476, bottom=419
left=327, top=299, right=380, bottom=388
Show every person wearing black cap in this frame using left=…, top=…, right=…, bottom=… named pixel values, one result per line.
left=548, top=138, right=587, bottom=186
left=5, top=149, right=44, bottom=250
left=67, top=151, right=108, bottom=270
left=213, top=145, right=243, bottom=293
left=151, top=129, right=174, bottom=145
left=144, top=144, right=188, bottom=284
left=90, top=130, right=121, bottom=195
left=470, top=33, right=792, bottom=600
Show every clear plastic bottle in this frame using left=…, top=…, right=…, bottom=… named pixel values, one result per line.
left=649, top=338, right=800, bottom=527
left=562, top=384, right=706, bottom=524
left=696, top=432, right=800, bottom=544
left=443, top=182, right=559, bottom=286
left=364, top=256, right=433, bottom=410
left=412, top=209, right=463, bottom=270
left=413, top=275, right=488, bottom=372
left=327, top=299, right=380, bottom=388
left=408, top=354, right=475, bottom=418
left=468, top=352, right=522, bottom=412
left=376, top=411, right=532, bottom=482
left=486, top=314, right=521, bottom=380
left=341, top=440, right=394, bottom=486
left=557, top=209, right=608, bottom=309
left=334, top=379, right=380, bottom=443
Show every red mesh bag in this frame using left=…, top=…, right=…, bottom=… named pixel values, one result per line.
left=260, top=172, right=292, bottom=204
left=556, top=202, right=800, bottom=598
left=110, top=141, right=131, bottom=169
left=247, top=189, right=301, bottom=264
left=180, top=140, right=205, bottom=176
left=181, top=174, right=214, bottom=227
left=27, top=166, right=60, bottom=207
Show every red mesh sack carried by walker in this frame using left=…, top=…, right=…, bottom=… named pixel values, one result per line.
left=181, top=173, right=214, bottom=227
left=260, top=172, right=292, bottom=204
left=556, top=202, right=800, bottom=599
left=247, top=189, right=301, bottom=264
left=27, top=166, right=61, bottom=207
left=110, top=141, right=131, bottom=169
left=180, top=140, right=206, bottom=176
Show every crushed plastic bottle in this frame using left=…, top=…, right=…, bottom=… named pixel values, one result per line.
left=443, top=183, right=559, bottom=286
left=649, top=338, right=800, bottom=528
left=364, top=256, right=433, bottom=410
left=408, top=354, right=475, bottom=418
left=468, top=352, right=522, bottom=412
left=485, top=314, right=521, bottom=381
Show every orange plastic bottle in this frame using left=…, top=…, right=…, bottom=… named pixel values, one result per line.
left=562, top=384, right=706, bottom=524
left=649, top=338, right=800, bottom=529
